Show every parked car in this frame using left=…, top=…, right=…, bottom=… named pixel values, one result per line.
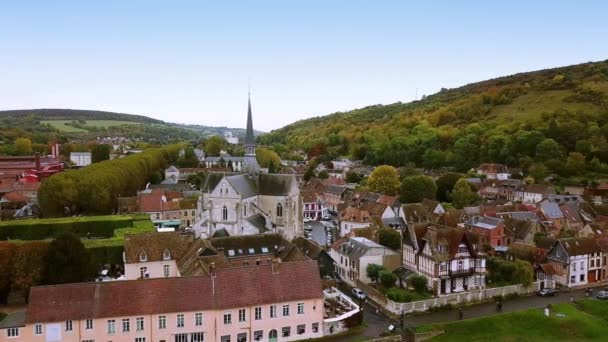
left=537, top=288, right=558, bottom=297
left=304, top=217, right=313, bottom=223
left=322, top=214, right=331, bottom=221
left=596, top=290, right=608, bottom=299
left=352, top=288, right=366, bottom=300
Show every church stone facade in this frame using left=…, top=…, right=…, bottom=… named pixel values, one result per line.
left=194, top=95, right=303, bottom=240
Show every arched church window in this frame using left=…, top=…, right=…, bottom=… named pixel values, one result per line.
left=276, top=203, right=283, bottom=217
left=222, top=206, right=228, bottom=221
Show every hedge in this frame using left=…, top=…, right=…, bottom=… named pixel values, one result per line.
left=0, top=215, right=149, bottom=241
left=89, top=245, right=125, bottom=268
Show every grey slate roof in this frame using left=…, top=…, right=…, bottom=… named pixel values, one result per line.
left=246, top=214, right=268, bottom=232
left=201, top=172, right=237, bottom=193
left=326, top=185, right=346, bottom=195
left=212, top=228, right=230, bottom=238
left=226, top=175, right=258, bottom=198
left=497, top=211, right=539, bottom=221
left=540, top=201, right=564, bottom=220
left=258, top=174, right=295, bottom=196
left=467, top=216, right=503, bottom=229
left=0, top=310, right=25, bottom=328
left=205, top=156, right=245, bottom=163
left=338, top=237, right=396, bottom=260
left=166, top=165, right=179, bottom=172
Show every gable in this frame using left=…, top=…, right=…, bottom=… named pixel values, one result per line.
left=210, top=178, right=240, bottom=199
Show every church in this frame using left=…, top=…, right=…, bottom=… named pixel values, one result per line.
left=194, top=95, right=303, bottom=240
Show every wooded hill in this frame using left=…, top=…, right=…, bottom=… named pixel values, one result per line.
left=260, top=60, right=608, bottom=180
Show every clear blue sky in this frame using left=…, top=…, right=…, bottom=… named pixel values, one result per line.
left=1, top=1, right=607, bottom=131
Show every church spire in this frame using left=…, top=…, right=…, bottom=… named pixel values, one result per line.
left=245, top=91, right=255, bottom=146
left=243, top=92, right=260, bottom=174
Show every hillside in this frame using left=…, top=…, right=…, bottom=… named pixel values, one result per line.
left=260, top=60, right=608, bottom=180
left=0, top=108, right=257, bottom=147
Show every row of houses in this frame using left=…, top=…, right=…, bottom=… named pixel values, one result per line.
left=0, top=232, right=362, bottom=342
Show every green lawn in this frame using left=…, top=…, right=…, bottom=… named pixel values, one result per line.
left=41, top=119, right=142, bottom=132
left=419, top=301, right=608, bottom=341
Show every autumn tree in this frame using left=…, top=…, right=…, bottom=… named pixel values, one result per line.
left=14, top=137, right=33, bottom=155
left=399, top=175, right=437, bottom=203
left=11, top=242, right=49, bottom=301
left=43, top=233, right=97, bottom=285
left=0, top=243, right=16, bottom=303
left=368, top=165, right=400, bottom=195
left=452, top=178, right=479, bottom=209
left=256, top=148, right=281, bottom=170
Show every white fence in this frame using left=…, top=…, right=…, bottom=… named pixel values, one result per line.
left=385, top=281, right=540, bottom=314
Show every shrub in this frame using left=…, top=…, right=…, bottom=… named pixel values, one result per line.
left=386, top=288, right=413, bottom=303
left=379, top=270, right=398, bottom=289
left=410, top=275, right=428, bottom=293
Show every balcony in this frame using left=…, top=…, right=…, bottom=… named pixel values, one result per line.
left=449, top=267, right=475, bottom=277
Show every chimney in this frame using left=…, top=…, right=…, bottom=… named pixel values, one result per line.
left=209, top=262, right=216, bottom=277
left=271, top=257, right=280, bottom=274
left=35, top=153, right=41, bottom=171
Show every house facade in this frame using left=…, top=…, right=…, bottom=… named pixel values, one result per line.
left=0, top=261, right=324, bottom=342
left=329, top=237, right=400, bottom=287
left=547, top=237, right=607, bottom=287
left=402, top=224, right=487, bottom=296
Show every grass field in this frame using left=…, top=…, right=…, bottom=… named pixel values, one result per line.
left=41, top=119, right=142, bottom=132
left=418, top=300, right=608, bottom=341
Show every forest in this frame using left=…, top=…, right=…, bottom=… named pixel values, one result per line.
left=260, top=60, right=608, bottom=184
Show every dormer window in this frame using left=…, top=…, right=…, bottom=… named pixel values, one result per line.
left=139, top=252, right=147, bottom=262
left=163, top=249, right=171, bottom=260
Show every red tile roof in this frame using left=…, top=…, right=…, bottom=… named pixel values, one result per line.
left=26, top=260, right=322, bottom=324
left=138, top=194, right=164, bottom=212
left=1, top=192, right=28, bottom=203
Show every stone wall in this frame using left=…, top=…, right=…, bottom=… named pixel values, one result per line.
left=384, top=282, right=540, bottom=315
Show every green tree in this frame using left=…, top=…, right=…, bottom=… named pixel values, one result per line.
left=399, top=175, right=437, bottom=203
left=91, top=144, right=112, bottom=163
left=410, top=275, right=428, bottom=293
left=43, top=233, right=96, bottom=285
left=14, top=138, right=33, bottom=156
left=366, top=263, right=385, bottom=284
left=378, top=228, right=401, bottom=251
left=379, top=270, right=397, bottom=289
left=345, top=170, right=363, bottom=183
left=536, top=138, right=563, bottom=161
left=317, top=170, right=329, bottom=179
left=452, top=178, right=479, bottom=209
left=528, top=163, right=547, bottom=182
left=177, top=147, right=200, bottom=167
left=204, top=136, right=226, bottom=156
left=368, top=165, right=400, bottom=195
left=565, top=152, right=586, bottom=176
left=304, top=166, right=316, bottom=181
left=435, top=173, right=463, bottom=202
left=422, top=149, right=447, bottom=169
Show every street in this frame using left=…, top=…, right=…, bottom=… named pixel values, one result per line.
left=305, top=219, right=338, bottom=247
left=330, top=285, right=604, bottom=341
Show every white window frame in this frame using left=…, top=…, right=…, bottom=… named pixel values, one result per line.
left=7, top=328, right=19, bottom=338
left=270, top=305, right=277, bottom=318
left=122, top=318, right=130, bottom=332
left=254, top=307, right=262, bottom=320
left=298, top=302, right=304, bottom=315
left=34, top=323, right=43, bottom=335
left=107, top=319, right=116, bottom=335
left=282, top=304, right=290, bottom=317
left=195, top=312, right=203, bottom=326
left=158, top=315, right=166, bottom=329
left=136, top=317, right=144, bottom=331
left=239, top=308, right=246, bottom=322
left=85, top=319, right=94, bottom=330
left=65, top=320, right=73, bottom=332
left=177, top=314, right=185, bottom=328
left=224, top=312, right=232, bottom=325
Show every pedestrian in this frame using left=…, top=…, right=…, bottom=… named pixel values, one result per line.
left=376, top=307, right=379, bottom=316
left=570, top=295, right=574, bottom=303
left=458, top=307, right=463, bottom=320
left=498, top=301, right=503, bottom=312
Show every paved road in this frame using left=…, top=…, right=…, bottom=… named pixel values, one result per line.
left=331, top=285, right=602, bottom=341
left=304, top=220, right=338, bottom=247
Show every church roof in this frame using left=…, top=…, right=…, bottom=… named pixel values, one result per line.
left=226, top=174, right=258, bottom=198
left=258, top=174, right=296, bottom=196
left=246, top=213, right=268, bottom=232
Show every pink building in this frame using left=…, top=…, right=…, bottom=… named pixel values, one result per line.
left=0, top=261, right=324, bottom=342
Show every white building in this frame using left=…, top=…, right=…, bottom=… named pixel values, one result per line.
left=69, top=152, right=92, bottom=167
left=223, top=131, right=239, bottom=144
left=329, top=237, right=400, bottom=287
